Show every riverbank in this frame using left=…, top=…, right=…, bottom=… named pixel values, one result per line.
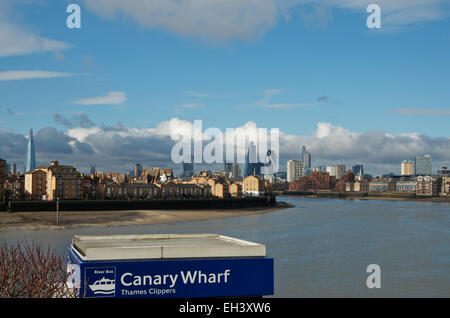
left=0, top=202, right=293, bottom=231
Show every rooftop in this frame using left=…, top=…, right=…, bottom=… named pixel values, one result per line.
left=72, top=233, right=266, bottom=261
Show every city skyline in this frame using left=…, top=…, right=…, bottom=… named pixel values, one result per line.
left=1, top=1, right=449, bottom=175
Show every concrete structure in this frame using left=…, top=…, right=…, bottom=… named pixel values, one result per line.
left=326, top=166, right=336, bottom=177
left=415, top=154, right=432, bottom=175
left=286, top=160, right=303, bottom=183
left=335, top=164, right=346, bottom=180
left=231, top=163, right=240, bottom=179
left=401, top=160, right=413, bottom=176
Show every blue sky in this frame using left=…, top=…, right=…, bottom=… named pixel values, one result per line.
left=1, top=0, right=450, bottom=174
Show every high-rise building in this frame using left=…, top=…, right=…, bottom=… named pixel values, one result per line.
left=134, top=163, right=143, bottom=178
left=301, top=145, right=311, bottom=171
left=335, top=164, right=346, bottom=180
left=6, top=162, right=17, bottom=174
left=401, top=160, right=413, bottom=176
left=182, top=161, right=194, bottom=178
left=25, top=128, right=36, bottom=172
left=287, top=160, right=304, bottom=183
left=352, top=164, right=364, bottom=176
left=244, top=141, right=264, bottom=177
left=415, top=154, right=432, bottom=175
left=231, top=163, right=240, bottom=179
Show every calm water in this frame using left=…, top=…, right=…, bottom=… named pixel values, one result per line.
left=1, top=197, right=449, bottom=297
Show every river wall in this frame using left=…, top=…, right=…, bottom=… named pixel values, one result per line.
left=2, top=196, right=276, bottom=213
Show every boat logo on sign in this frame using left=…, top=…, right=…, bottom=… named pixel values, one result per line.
left=85, top=267, right=116, bottom=297
left=89, top=277, right=115, bottom=295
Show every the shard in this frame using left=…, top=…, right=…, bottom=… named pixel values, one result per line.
left=25, top=128, right=36, bottom=172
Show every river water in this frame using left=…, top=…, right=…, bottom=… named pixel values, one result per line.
left=1, top=197, right=449, bottom=297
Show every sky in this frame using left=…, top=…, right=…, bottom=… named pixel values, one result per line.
left=1, top=0, right=450, bottom=175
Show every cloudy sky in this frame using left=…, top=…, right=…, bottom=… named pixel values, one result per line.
left=1, top=0, right=449, bottom=175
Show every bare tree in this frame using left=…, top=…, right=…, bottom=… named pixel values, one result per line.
left=0, top=241, right=77, bottom=298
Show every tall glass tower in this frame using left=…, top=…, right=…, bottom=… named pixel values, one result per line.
left=301, top=145, right=311, bottom=175
left=25, top=128, right=36, bottom=172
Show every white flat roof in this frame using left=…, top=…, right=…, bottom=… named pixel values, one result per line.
left=72, top=233, right=266, bottom=261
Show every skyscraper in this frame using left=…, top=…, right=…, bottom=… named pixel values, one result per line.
left=134, top=163, right=143, bottom=178
left=415, top=154, right=432, bottom=175
left=25, top=128, right=36, bottom=172
left=231, top=163, right=240, bottom=179
left=352, top=164, right=364, bottom=176
left=243, top=142, right=265, bottom=177
left=335, top=164, right=346, bottom=179
left=301, top=145, right=311, bottom=174
left=182, top=161, right=194, bottom=178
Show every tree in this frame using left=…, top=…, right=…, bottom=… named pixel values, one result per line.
left=0, top=241, right=77, bottom=298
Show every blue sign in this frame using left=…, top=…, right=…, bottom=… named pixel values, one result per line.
left=67, top=247, right=274, bottom=298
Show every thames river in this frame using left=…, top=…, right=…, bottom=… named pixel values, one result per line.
left=1, top=197, right=449, bottom=297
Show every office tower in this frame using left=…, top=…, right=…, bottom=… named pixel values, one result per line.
left=326, top=166, right=336, bottom=177
left=401, top=160, right=413, bottom=176
left=25, top=128, right=36, bottom=172
left=287, top=160, right=304, bottom=182
left=6, top=162, right=17, bottom=174
left=244, top=141, right=263, bottom=176
left=352, top=164, right=364, bottom=176
left=231, top=163, right=240, bottom=179
left=301, top=145, right=311, bottom=170
left=134, top=163, right=143, bottom=178
left=415, top=154, right=432, bottom=175
left=335, top=164, right=346, bottom=179
left=90, top=165, right=96, bottom=176
left=182, top=161, right=194, bottom=178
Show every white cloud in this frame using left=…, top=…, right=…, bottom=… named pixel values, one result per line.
left=0, top=70, right=75, bottom=81
left=282, top=0, right=450, bottom=29
left=2, top=117, right=449, bottom=175
left=74, top=91, right=127, bottom=106
left=83, top=0, right=450, bottom=43
left=0, top=2, right=72, bottom=57
left=84, top=0, right=278, bottom=43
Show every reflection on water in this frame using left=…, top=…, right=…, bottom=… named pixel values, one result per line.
left=1, top=197, right=449, bottom=297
